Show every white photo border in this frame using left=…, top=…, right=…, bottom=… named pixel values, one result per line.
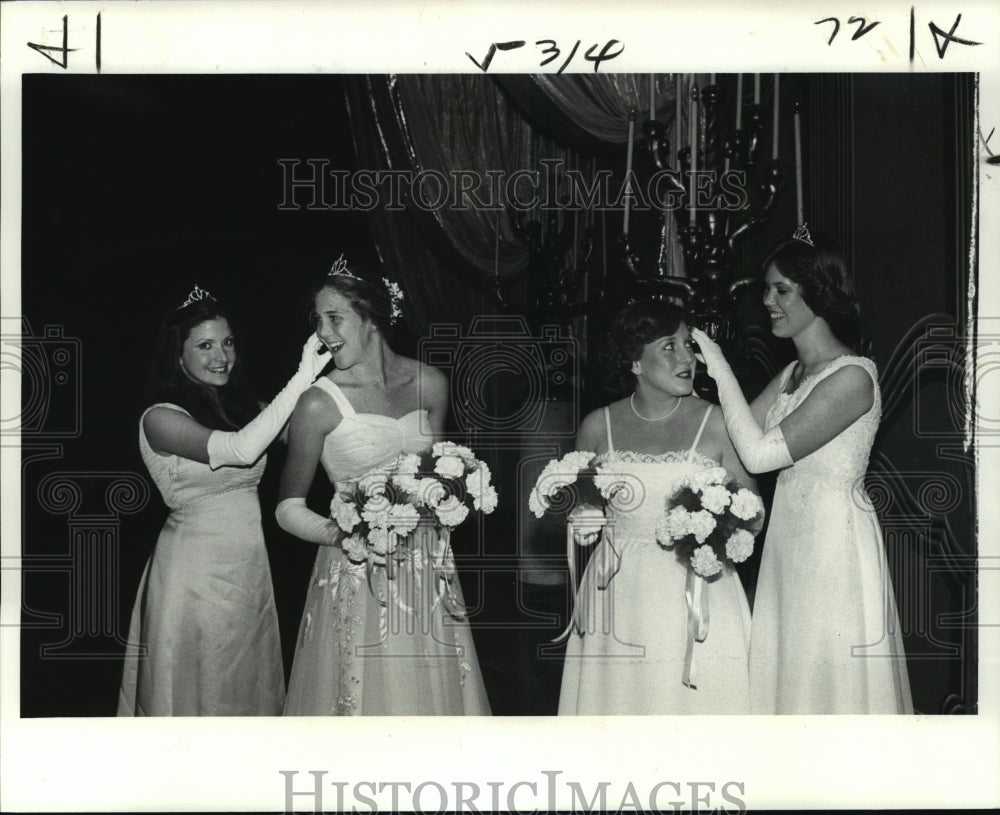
left=2, top=1, right=998, bottom=811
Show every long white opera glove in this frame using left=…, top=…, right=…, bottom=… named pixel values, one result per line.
left=206, top=334, right=326, bottom=469
left=690, top=327, right=793, bottom=474
left=275, top=497, right=341, bottom=546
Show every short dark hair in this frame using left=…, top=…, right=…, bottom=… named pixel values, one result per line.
left=601, top=299, right=687, bottom=394
left=763, top=233, right=860, bottom=344
left=146, top=295, right=260, bottom=430
left=313, top=259, right=395, bottom=341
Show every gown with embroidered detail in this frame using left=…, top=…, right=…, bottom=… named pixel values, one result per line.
left=118, top=403, right=284, bottom=716
left=558, top=404, right=752, bottom=715
left=750, top=356, right=912, bottom=714
left=283, top=377, right=491, bottom=715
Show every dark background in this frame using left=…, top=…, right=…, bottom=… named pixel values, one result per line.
left=17, top=73, right=978, bottom=716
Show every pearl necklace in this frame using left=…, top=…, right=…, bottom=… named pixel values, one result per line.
left=630, top=393, right=681, bottom=422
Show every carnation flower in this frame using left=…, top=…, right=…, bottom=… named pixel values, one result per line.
left=392, top=473, right=423, bottom=499
left=396, top=453, right=421, bottom=476
left=691, top=544, right=723, bottom=577
left=537, top=452, right=592, bottom=497
left=686, top=509, right=717, bottom=543
left=358, top=470, right=390, bottom=496
left=435, top=495, right=470, bottom=527
left=361, top=494, right=392, bottom=529
left=593, top=469, right=625, bottom=500
left=660, top=505, right=691, bottom=544
left=725, top=529, right=755, bottom=563
left=473, top=484, right=499, bottom=514
left=387, top=503, right=421, bottom=535
left=330, top=493, right=361, bottom=533
left=342, top=535, right=368, bottom=562
left=669, top=475, right=693, bottom=493
left=700, top=484, right=732, bottom=515
left=691, top=466, right=729, bottom=492
left=434, top=454, right=466, bottom=479
left=730, top=488, right=763, bottom=522
left=529, top=489, right=548, bottom=519
left=465, top=466, right=491, bottom=496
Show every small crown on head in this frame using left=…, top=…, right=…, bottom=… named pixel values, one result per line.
left=792, top=223, right=814, bottom=247
left=328, top=253, right=360, bottom=279
left=178, top=284, right=216, bottom=310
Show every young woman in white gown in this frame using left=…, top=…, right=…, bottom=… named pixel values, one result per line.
left=558, top=300, right=757, bottom=715
left=691, top=228, right=912, bottom=714
left=119, top=286, right=325, bottom=716
left=275, top=258, right=490, bottom=715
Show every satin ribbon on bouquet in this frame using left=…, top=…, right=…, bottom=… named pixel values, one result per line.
left=429, top=526, right=467, bottom=619
left=364, top=525, right=466, bottom=620
left=682, top=569, right=711, bottom=689
left=552, top=511, right=621, bottom=641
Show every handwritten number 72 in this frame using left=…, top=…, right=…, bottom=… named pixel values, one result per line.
left=816, top=8, right=983, bottom=60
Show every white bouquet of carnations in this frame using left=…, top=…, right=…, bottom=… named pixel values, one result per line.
left=528, top=450, right=614, bottom=518
left=331, top=441, right=498, bottom=566
left=655, top=466, right=765, bottom=578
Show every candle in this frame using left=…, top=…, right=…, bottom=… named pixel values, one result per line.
left=753, top=73, right=760, bottom=104
left=494, top=213, right=500, bottom=276
left=771, top=74, right=780, bottom=160
left=601, top=206, right=607, bottom=282
left=649, top=74, right=655, bottom=120
left=735, top=73, right=744, bottom=130
left=794, top=106, right=803, bottom=225
left=689, top=85, right=698, bottom=225
left=675, top=75, right=682, bottom=151
left=624, top=112, right=636, bottom=234
left=710, top=73, right=716, bottom=86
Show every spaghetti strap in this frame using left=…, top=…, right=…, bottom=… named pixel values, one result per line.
left=313, top=378, right=356, bottom=418
left=604, top=406, right=615, bottom=453
left=686, top=405, right=713, bottom=462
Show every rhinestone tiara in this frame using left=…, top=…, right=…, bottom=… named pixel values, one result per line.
left=178, top=284, right=216, bottom=310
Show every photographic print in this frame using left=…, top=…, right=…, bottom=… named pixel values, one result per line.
left=2, top=1, right=998, bottom=811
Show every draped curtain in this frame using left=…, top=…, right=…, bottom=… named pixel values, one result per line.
left=344, top=74, right=687, bottom=332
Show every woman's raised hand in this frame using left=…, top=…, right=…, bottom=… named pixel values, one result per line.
left=690, top=327, right=730, bottom=380
left=298, top=332, right=328, bottom=381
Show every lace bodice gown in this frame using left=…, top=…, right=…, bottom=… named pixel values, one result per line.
left=749, top=356, right=912, bottom=714
left=118, top=404, right=284, bottom=716
left=282, top=378, right=491, bottom=715
left=558, top=405, right=752, bottom=715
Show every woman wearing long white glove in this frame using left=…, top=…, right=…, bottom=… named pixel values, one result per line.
left=118, top=285, right=326, bottom=716
left=691, top=228, right=911, bottom=715
left=277, top=257, right=491, bottom=716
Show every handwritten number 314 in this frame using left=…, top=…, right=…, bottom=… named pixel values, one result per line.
left=467, top=39, right=624, bottom=73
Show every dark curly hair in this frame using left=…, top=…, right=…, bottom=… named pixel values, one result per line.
left=312, top=258, right=396, bottom=341
left=601, top=299, right=687, bottom=394
left=146, top=295, right=260, bottom=431
left=763, top=232, right=860, bottom=345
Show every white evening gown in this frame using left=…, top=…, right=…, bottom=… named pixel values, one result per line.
left=283, top=378, right=491, bottom=715
left=118, top=404, right=284, bottom=716
left=750, top=356, right=912, bottom=714
left=559, top=404, right=752, bottom=715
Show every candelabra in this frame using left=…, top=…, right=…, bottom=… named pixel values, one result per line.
left=638, top=75, right=786, bottom=341
left=488, top=74, right=791, bottom=344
